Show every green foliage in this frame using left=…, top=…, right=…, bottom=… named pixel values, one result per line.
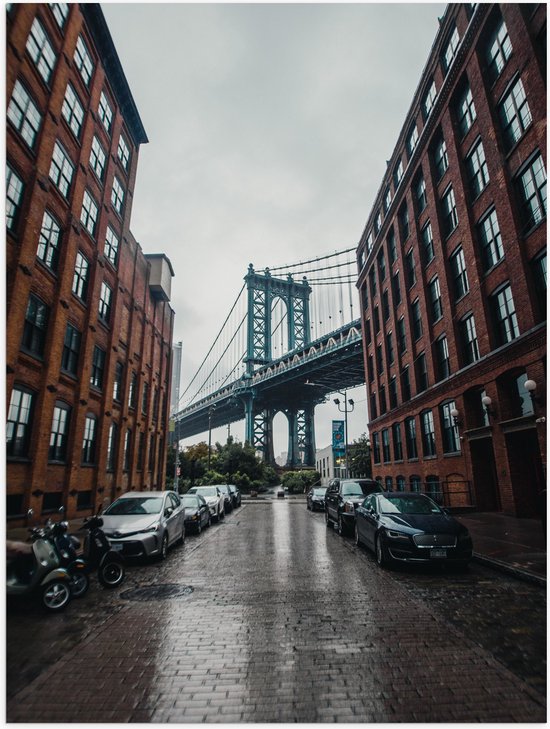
left=282, top=470, right=322, bottom=494
left=347, top=433, right=372, bottom=478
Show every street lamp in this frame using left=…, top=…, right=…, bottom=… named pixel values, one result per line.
left=333, top=391, right=354, bottom=477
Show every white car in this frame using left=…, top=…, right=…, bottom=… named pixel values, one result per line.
left=187, top=486, right=225, bottom=522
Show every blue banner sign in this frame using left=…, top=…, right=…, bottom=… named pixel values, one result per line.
left=332, top=420, right=345, bottom=452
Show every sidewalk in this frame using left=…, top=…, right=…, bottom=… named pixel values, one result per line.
left=457, top=512, right=547, bottom=586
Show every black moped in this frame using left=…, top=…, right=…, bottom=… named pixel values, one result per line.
left=79, top=512, right=125, bottom=588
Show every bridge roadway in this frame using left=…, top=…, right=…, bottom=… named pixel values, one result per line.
left=175, top=320, right=365, bottom=440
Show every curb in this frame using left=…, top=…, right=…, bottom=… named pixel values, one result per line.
left=472, top=552, right=546, bottom=587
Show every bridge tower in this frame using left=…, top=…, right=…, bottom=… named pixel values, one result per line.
left=242, top=265, right=316, bottom=468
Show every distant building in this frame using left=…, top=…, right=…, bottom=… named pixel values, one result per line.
left=275, top=451, right=288, bottom=467
left=170, top=341, right=183, bottom=415
left=356, top=4, right=546, bottom=516
left=6, top=4, right=175, bottom=522
left=315, top=445, right=336, bottom=484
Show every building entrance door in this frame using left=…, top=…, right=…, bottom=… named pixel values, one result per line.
left=469, top=437, right=500, bottom=512
left=505, top=428, right=544, bottom=518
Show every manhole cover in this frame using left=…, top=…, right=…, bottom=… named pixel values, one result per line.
left=121, top=584, right=194, bottom=601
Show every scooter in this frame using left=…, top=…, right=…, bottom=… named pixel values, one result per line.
left=7, top=511, right=73, bottom=612
left=46, top=519, right=90, bottom=598
left=79, top=512, right=125, bottom=588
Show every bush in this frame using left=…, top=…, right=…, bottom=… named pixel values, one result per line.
left=282, top=470, right=321, bottom=494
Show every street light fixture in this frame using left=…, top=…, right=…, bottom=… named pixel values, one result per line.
left=333, top=391, right=355, bottom=477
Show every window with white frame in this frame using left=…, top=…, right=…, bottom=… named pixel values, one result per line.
left=441, top=186, right=458, bottom=236
left=440, top=401, right=460, bottom=453
left=111, top=176, right=125, bottom=215
left=428, top=276, right=443, bottom=322
left=49, top=3, right=69, bottom=27
left=433, top=134, right=448, bottom=179
left=98, top=281, right=112, bottom=323
left=456, top=84, right=477, bottom=137
left=422, top=79, right=437, bottom=119
left=499, top=77, right=532, bottom=152
left=61, top=323, right=80, bottom=375
left=117, top=134, right=130, bottom=171
left=89, top=136, right=106, bottom=181
left=450, top=246, right=469, bottom=300
left=477, top=207, right=504, bottom=271
left=80, top=190, right=98, bottom=237
left=74, top=35, right=94, bottom=86
left=407, top=123, right=419, bottom=157
left=7, top=80, right=42, bottom=148
left=61, top=83, right=84, bottom=138
left=72, top=251, right=89, bottom=300
left=7, top=386, right=34, bottom=458
left=49, top=141, right=74, bottom=198
left=416, top=174, right=427, bottom=213
left=82, top=414, right=97, bottom=464
left=104, top=226, right=120, bottom=268
left=6, top=165, right=24, bottom=231
left=98, top=91, right=113, bottom=135
left=516, top=154, right=547, bottom=231
left=442, top=24, right=460, bottom=73
left=90, top=345, right=105, bottom=389
left=393, top=157, right=404, bottom=189
left=460, top=314, right=480, bottom=364
left=486, top=17, right=512, bottom=83
left=491, top=283, right=519, bottom=345
left=106, top=422, right=118, bottom=471
left=384, top=186, right=392, bottom=213
left=37, top=210, right=61, bottom=271
left=49, top=402, right=71, bottom=461
left=435, top=335, right=451, bottom=380
left=420, top=409, right=436, bottom=457
left=22, top=294, right=49, bottom=358
left=421, top=221, right=434, bottom=264
left=26, top=18, right=56, bottom=84
left=467, top=140, right=490, bottom=198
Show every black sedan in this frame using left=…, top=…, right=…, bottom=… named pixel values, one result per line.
left=181, top=494, right=211, bottom=534
left=307, top=486, right=327, bottom=511
left=355, top=492, right=473, bottom=568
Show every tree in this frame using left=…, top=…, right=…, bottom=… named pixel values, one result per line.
left=347, top=433, right=372, bottom=478
left=282, top=470, right=321, bottom=494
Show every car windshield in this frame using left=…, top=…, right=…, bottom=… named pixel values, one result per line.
left=216, top=485, right=229, bottom=494
left=313, top=488, right=327, bottom=496
left=104, top=497, right=163, bottom=515
left=378, top=495, right=442, bottom=515
left=342, top=481, right=378, bottom=496
left=190, top=487, right=217, bottom=497
left=182, top=496, right=199, bottom=506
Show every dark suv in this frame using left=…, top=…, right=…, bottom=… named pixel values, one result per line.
left=325, top=478, right=383, bottom=536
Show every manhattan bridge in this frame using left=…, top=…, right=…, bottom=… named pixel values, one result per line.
left=172, top=247, right=367, bottom=467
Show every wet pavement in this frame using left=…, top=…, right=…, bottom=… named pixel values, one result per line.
left=7, top=500, right=546, bottom=722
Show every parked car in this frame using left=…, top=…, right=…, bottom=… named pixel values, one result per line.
left=277, top=487, right=285, bottom=498
left=325, top=478, right=382, bottom=536
left=101, top=490, right=185, bottom=560
left=181, top=493, right=211, bottom=534
left=307, top=486, right=327, bottom=511
left=228, top=484, right=241, bottom=508
left=187, top=486, right=225, bottom=522
left=355, top=492, right=473, bottom=569
left=214, top=484, right=233, bottom=514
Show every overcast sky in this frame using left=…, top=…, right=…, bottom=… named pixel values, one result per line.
left=103, top=2, right=445, bottom=455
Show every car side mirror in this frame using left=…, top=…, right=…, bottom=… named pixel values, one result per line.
left=165, top=507, right=173, bottom=518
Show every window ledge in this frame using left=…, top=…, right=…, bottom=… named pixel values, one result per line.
left=443, top=451, right=462, bottom=458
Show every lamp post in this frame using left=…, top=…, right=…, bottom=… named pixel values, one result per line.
left=333, top=391, right=354, bottom=477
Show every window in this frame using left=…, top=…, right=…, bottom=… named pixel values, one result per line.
left=516, top=154, right=547, bottom=232
left=98, top=281, right=113, bottom=323
left=441, top=401, right=460, bottom=453
left=7, top=494, right=25, bottom=519
left=22, top=294, right=48, bottom=357
left=113, top=362, right=124, bottom=401
left=532, top=249, right=547, bottom=320
left=405, top=249, right=416, bottom=288
left=6, top=165, right=24, bottom=231
left=486, top=17, right=512, bottom=83
left=42, top=492, right=63, bottom=513
left=359, top=249, right=366, bottom=272
left=380, top=385, right=386, bottom=415
left=377, top=249, right=386, bottom=281
left=366, top=231, right=373, bottom=254
left=491, top=283, right=519, bottom=345
left=376, top=344, right=384, bottom=375
left=77, top=491, right=93, bottom=511
left=148, top=434, right=155, bottom=472
left=128, top=371, right=138, bottom=409
left=386, top=332, right=394, bottom=366
left=387, top=228, right=397, bottom=263
left=372, top=433, right=381, bottom=464
left=450, top=247, right=469, bottom=300
left=7, top=80, right=42, bottom=148
left=435, top=335, right=451, bottom=380
left=411, top=299, right=422, bottom=340
left=477, top=208, right=504, bottom=270
left=74, top=35, right=94, bottom=86
left=80, top=190, right=98, bottom=237
left=111, top=177, right=125, bottom=215
left=392, top=271, right=401, bottom=305
left=405, top=417, right=418, bottom=459
left=369, top=265, right=377, bottom=298
left=396, top=476, right=406, bottom=492
left=421, top=222, right=434, bottom=264
left=7, top=386, right=34, bottom=458
left=106, top=422, right=117, bottom=472
left=102, top=226, right=120, bottom=269
left=397, top=317, right=406, bottom=354
left=50, top=3, right=69, bottom=27
left=384, top=186, right=392, bottom=213
left=385, top=477, right=393, bottom=492
left=393, top=158, right=404, bottom=189
left=421, top=410, right=436, bottom=457
left=467, top=140, right=490, bottom=198
left=37, top=210, right=61, bottom=271
left=399, top=203, right=410, bottom=241
left=82, top=414, right=97, bottom=465
left=61, top=323, right=80, bottom=375
left=117, top=134, right=130, bottom=171
left=382, top=429, right=391, bottom=463
left=26, top=18, right=56, bottom=84
left=499, top=78, right=532, bottom=152
left=401, top=367, right=411, bottom=401
left=407, top=123, right=419, bottom=157
left=370, top=392, right=378, bottom=420
left=141, top=381, right=149, bottom=414
left=442, top=24, right=460, bottom=72
left=382, top=290, right=390, bottom=321
left=423, top=79, right=437, bottom=119
left=49, top=402, right=71, bottom=461
left=72, top=251, right=89, bottom=300
left=416, top=352, right=429, bottom=393
left=61, top=83, right=84, bottom=138
left=392, top=423, right=403, bottom=461
left=365, top=318, right=372, bottom=345
left=89, top=136, right=106, bottom=180
left=373, top=307, right=380, bottom=334
left=460, top=314, right=480, bottom=364
left=389, top=376, right=398, bottom=409
left=441, top=186, right=458, bottom=237
left=374, top=210, right=382, bottom=234
left=410, top=475, right=421, bottom=493
left=367, top=355, right=374, bottom=383
left=456, top=84, right=477, bottom=137
left=98, top=91, right=113, bottom=134
left=90, top=345, right=105, bottom=389
left=49, top=142, right=74, bottom=198
left=415, top=174, right=427, bottom=213
left=433, top=135, right=449, bottom=179
left=137, top=432, right=145, bottom=471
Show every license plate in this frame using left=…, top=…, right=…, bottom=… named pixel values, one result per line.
left=112, top=543, right=123, bottom=551
left=430, top=548, right=447, bottom=559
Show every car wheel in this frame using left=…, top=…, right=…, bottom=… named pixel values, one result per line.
left=375, top=532, right=391, bottom=568
left=355, top=524, right=362, bottom=547
left=159, top=534, right=168, bottom=560
left=220, top=508, right=225, bottom=520
left=42, top=580, right=71, bottom=612
left=196, top=520, right=202, bottom=535
left=337, top=515, right=345, bottom=536
left=178, top=524, right=186, bottom=544
left=207, top=514, right=212, bottom=528
left=325, top=510, right=331, bottom=527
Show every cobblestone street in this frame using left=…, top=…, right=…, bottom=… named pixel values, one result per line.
left=7, top=500, right=546, bottom=722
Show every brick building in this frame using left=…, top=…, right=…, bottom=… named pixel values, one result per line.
left=356, top=4, right=546, bottom=517
left=6, top=4, right=175, bottom=522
